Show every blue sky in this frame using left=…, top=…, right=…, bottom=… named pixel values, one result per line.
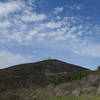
left=0, top=0, right=100, bottom=69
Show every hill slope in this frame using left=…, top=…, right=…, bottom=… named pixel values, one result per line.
left=1, top=59, right=100, bottom=100
left=0, top=59, right=89, bottom=89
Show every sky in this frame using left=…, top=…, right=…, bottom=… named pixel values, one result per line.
left=0, top=0, right=100, bottom=69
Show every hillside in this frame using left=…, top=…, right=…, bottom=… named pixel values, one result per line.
left=1, top=59, right=100, bottom=100
left=0, top=59, right=89, bottom=89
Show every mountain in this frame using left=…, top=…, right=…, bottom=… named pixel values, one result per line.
left=2, top=59, right=100, bottom=100
left=0, top=59, right=89, bottom=88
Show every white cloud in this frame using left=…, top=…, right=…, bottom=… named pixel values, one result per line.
left=56, top=16, right=61, bottom=20
left=77, top=31, right=83, bottom=35
left=68, top=4, right=81, bottom=10
left=53, top=7, right=64, bottom=14
left=55, top=36, right=66, bottom=41
left=78, top=25, right=83, bottom=29
left=0, top=51, right=30, bottom=69
left=25, top=30, right=38, bottom=40
left=21, top=13, right=47, bottom=22
left=0, top=0, right=100, bottom=59
left=0, top=1, right=23, bottom=17
left=73, top=42, right=100, bottom=57
left=67, top=26, right=77, bottom=34
left=27, top=0, right=36, bottom=7
left=0, top=21, right=10, bottom=28
left=43, top=21, right=63, bottom=29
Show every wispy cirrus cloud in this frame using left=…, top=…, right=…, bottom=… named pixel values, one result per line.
left=0, top=0, right=100, bottom=62
left=0, top=21, right=10, bottom=28
left=65, top=4, right=84, bottom=11
left=72, top=40, right=100, bottom=58
left=53, top=7, right=64, bottom=14
left=41, top=21, right=63, bottom=29
left=70, top=4, right=81, bottom=10
left=21, top=13, right=47, bottom=22
left=0, top=1, right=24, bottom=17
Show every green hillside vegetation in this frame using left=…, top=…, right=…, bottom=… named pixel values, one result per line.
left=0, top=59, right=100, bottom=100
left=51, top=70, right=100, bottom=85
left=0, top=59, right=88, bottom=90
